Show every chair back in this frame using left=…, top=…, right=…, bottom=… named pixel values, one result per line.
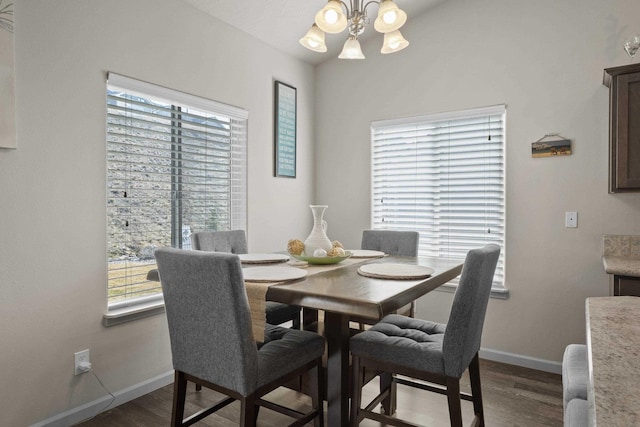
left=191, top=230, right=248, bottom=254
left=361, top=229, right=419, bottom=257
left=442, top=244, right=500, bottom=378
left=155, top=247, right=258, bottom=395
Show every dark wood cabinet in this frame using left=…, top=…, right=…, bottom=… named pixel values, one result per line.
left=612, top=275, right=640, bottom=296
left=604, top=63, right=640, bottom=193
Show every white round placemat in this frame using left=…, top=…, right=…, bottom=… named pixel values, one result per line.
left=238, top=253, right=290, bottom=264
left=357, top=263, right=434, bottom=280
left=243, top=266, right=308, bottom=283
left=349, top=249, right=386, bottom=258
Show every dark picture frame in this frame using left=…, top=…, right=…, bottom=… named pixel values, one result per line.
left=274, top=80, right=297, bottom=178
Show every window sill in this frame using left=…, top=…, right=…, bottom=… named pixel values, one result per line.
left=436, top=283, right=510, bottom=300
left=103, top=295, right=165, bottom=327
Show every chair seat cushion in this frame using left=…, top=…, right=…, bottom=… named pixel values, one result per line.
left=265, top=301, right=300, bottom=325
left=350, top=314, right=447, bottom=375
left=257, top=325, right=324, bottom=389
left=564, top=398, right=588, bottom=427
left=562, top=344, right=588, bottom=410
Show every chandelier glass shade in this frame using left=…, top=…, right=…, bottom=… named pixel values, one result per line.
left=299, top=24, right=328, bottom=52
left=381, top=29, right=409, bottom=54
left=339, top=36, right=366, bottom=59
left=300, top=0, right=409, bottom=59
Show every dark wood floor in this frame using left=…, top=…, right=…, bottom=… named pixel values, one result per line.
left=77, top=359, right=563, bottom=426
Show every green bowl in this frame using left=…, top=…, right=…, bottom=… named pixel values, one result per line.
left=291, top=250, right=352, bottom=265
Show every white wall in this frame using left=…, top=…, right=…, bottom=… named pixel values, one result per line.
left=4, top=0, right=640, bottom=424
left=0, top=1, right=316, bottom=425
left=315, top=0, right=640, bottom=365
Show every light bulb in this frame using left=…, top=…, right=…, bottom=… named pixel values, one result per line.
left=324, top=9, right=338, bottom=24
left=315, top=0, right=348, bottom=33
left=374, top=0, right=407, bottom=33
left=383, top=10, right=397, bottom=25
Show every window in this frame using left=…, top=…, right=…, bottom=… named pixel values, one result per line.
left=371, top=105, right=506, bottom=293
left=106, top=73, right=248, bottom=311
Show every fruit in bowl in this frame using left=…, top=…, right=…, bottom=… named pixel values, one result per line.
left=286, top=238, right=351, bottom=264
left=327, top=247, right=345, bottom=257
left=287, top=239, right=305, bottom=256
left=313, top=248, right=328, bottom=257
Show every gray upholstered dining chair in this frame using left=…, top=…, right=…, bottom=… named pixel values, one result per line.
left=355, top=229, right=420, bottom=326
left=562, top=344, right=588, bottom=427
left=191, top=230, right=248, bottom=254
left=155, top=248, right=325, bottom=427
left=191, top=230, right=302, bottom=329
left=349, top=243, right=500, bottom=427
left=361, top=229, right=420, bottom=258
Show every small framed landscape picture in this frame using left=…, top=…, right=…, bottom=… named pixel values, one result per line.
left=274, top=80, right=297, bottom=178
left=531, top=138, right=571, bottom=158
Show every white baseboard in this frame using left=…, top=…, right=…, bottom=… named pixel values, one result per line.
left=480, top=347, right=562, bottom=375
left=31, top=348, right=561, bottom=426
left=31, top=371, right=174, bottom=427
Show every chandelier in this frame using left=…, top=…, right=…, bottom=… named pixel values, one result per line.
left=300, top=0, right=409, bottom=59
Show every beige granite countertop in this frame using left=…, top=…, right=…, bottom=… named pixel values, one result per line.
left=602, top=255, right=640, bottom=276
left=586, top=297, right=640, bottom=426
left=602, top=235, right=640, bottom=277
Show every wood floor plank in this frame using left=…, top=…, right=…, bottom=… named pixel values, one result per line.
left=77, top=359, right=563, bottom=426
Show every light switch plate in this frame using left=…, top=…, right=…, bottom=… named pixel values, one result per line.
left=565, top=211, right=578, bottom=228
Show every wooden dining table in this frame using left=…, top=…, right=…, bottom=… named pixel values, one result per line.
left=265, top=254, right=464, bottom=427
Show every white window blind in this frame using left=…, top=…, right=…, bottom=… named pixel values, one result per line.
left=371, top=105, right=506, bottom=290
left=106, top=73, right=248, bottom=306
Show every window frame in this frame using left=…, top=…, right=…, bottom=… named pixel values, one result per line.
left=104, top=73, right=248, bottom=324
left=370, top=104, right=508, bottom=298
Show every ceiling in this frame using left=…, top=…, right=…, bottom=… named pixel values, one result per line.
left=180, top=0, right=444, bottom=65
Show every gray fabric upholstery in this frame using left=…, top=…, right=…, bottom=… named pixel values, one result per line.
left=361, top=229, right=419, bottom=257
left=564, top=398, right=588, bottom=427
left=265, top=301, right=300, bottom=325
left=351, top=315, right=447, bottom=374
left=155, top=248, right=324, bottom=396
left=191, top=230, right=248, bottom=254
left=442, top=244, right=500, bottom=377
left=189, top=230, right=301, bottom=327
left=361, top=229, right=419, bottom=318
left=562, top=344, right=588, bottom=412
left=350, top=244, right=500, bottom=379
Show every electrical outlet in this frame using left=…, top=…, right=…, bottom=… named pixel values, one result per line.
left=565, top=211, right=578, bottom=228
left=74, top=349, right=92, bottom=375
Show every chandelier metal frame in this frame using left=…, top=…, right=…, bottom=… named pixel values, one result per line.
left=299, top=0, right=409, bottom=59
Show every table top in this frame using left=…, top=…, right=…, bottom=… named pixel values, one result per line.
left=267, top=255, right=463, bottom=319
left=586, top=296, right=640, bottom=426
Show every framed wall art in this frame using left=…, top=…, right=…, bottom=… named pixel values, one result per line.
left=531, top=133, right=572, bottom=158
left=274, top=80, right=296, bottom=178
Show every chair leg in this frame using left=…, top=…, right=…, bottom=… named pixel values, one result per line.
left=446, top=377, right=463, bottom=427
left=172, top=371, right=187, bottom=427
left=350, top=356, right=364, bottom=426
left=468, top=353, right=485, bottom=427
left=240, top=395, right=257, bottom=427
left=380, top=371, right=396, bottom=415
